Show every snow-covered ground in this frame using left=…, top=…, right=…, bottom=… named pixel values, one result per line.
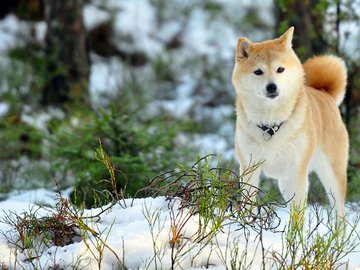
left=0, top=190, right=359, bottom=269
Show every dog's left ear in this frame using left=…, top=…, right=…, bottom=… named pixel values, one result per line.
left=277, top=27, right=294, bottom=50
left=236, top=37, right=252, bottom=61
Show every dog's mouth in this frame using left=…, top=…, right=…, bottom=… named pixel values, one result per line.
left=266, top=92, right=279, bottom=99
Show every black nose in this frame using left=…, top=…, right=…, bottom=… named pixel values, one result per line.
left=266, top=83, right=277, bottom=93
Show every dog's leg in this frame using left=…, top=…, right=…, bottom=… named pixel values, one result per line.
left=277, top=172, right=309, bottom=208
left=240, top=164, right=261, bottom=199
left=239, top=163, right=262, bottom=218
left=235, top=137, right=262, bottom=200
left=313, top=150, right=346, bottom=216
left=317, top=171, right=346, bottom=216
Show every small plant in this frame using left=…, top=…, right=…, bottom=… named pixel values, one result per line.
left=142, top=203, right=167, bottom=270
left=2, top=198, right=80, bottom=252
left=0, top=120, right=42, bottom=161
left=0, top=191, right=127, bottom=269
left=271, top=204, right=360, bottom=269
left=79, top=220, right=124, bottom=270
left=0, top=197, right=82, bottom=268
left=138, top=155, right=284, bottom=232
left=215, top=230, right=249, bottom=270
left=49, top=105, right=189, bottom=208
left=136, top=154, right=286, bottom=268
left=0, top=261, right=9, bottom=270
left=70, top=140, right=129, bottom=209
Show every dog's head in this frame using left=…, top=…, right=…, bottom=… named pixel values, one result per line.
left=232, top=27, right=304, bottom=106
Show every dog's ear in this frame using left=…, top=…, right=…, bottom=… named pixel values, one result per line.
left=278, top=27, right=294, bottom=50
left=236, top=37, right=252, bottom=61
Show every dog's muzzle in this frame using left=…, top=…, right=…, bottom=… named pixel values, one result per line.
left=266, top=83, right=279, bottom=98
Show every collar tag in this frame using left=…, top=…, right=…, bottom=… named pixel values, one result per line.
left=257, top=123, right=283, bottom=141
left=263, top=131, right=272, bottom=141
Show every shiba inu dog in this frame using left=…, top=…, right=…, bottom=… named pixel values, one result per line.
left=232, top=27, right=348, bottom=215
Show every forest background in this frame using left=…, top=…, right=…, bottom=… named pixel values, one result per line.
left=0, top=0, right=359, bottom=207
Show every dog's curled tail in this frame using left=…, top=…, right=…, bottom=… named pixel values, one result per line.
left=303, top=55, right=347, bottom=105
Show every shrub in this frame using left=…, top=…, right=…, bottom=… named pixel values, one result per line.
left=50, top=104, right=190, bottom=208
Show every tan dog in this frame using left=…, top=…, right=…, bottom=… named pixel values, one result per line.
left=232, top=27, right=348, bottom=215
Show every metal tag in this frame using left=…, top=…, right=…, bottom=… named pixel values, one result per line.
left=263, top=132, right=272, bottom=141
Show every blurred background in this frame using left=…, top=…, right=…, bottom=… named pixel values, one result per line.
left=0, top=0, right=359, bottom=207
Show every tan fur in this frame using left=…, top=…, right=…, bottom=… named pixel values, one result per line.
left=303, top=55, right=347, bottom=105
left=232, top=27, right=348, bottom=215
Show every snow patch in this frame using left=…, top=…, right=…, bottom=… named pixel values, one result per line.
left=0, top=193, right=358, bottom=269
left=0, top=15, right=25, bottom=54
left=113, top=0, right=162, bottom=55
left=89, top=56, right=124, bottom=104
left=0, top=102, right=9, bottom=117
left=83, top=4, right=111, bottom=31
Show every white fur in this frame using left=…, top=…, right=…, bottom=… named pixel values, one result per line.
left=311, top=149, right=345, bottom=214
left=236, top=121, right=310, bottom=204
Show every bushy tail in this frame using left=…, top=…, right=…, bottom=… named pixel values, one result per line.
left=303, top=55, right=347, bottom=105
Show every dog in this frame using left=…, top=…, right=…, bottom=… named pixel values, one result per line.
left=232, top=27, right=348, bottom=215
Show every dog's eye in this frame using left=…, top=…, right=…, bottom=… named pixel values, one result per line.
left=277, top=67, right=285, bottom=73
left=254, top=69, right=263, bottom=75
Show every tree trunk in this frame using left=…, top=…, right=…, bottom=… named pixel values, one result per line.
left=274, top=0, right=329, bottom=61
left=42, top=0, right=89, bottom=108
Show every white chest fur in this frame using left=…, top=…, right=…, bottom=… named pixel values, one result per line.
left=236, top=123, right=308, bottom=179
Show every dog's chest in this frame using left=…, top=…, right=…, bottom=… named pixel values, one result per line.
left=237, top=130, right=308, bottom=178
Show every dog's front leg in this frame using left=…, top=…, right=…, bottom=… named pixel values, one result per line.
left=277, top=172, right=309, bottom=208
left=240, top=164, right=261, bottom=198
left=238, top=162, right=263, bottom=216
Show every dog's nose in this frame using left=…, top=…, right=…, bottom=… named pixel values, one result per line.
left=266, top=83, right=277, bottom=94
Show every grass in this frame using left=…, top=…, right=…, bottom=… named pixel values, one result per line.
left=271, top=205, right=360, bottom=269
left=0, top=154, right=358, bottom=269
left=0, top=198, right=82, bottom=268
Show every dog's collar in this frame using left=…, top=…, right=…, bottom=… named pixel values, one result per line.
left=257, top=122, right=283, bottom=141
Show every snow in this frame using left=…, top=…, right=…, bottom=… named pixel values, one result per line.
left=177, top=133, right=233, bottom=161
left=112, top=0, right=162, bottom=55
left=83, top=5, right=111, bottom=31
left=0, top=190, right=358, bottom=269
left=326, top=1, right=360, bottom=59
left=5, top=188, right=59, bottom=206
left=183, top=9, right=216, bottom=56
left=0, top=103, right=9, bottom=117
left=34, top=21, right=46, bottom=43
left=0, top=14, right=46, bottom=55
left=88, top=56, right=124, bottom=104
left=0, top=15, right=24, bottom=54
left=21, top=107, right=65, bottom=133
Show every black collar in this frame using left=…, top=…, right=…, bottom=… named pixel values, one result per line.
left=257, top=122, right=283, bottom=141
